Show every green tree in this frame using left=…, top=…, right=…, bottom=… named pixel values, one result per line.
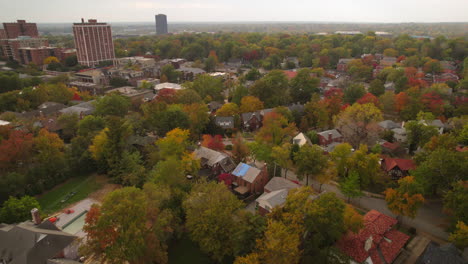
left=405, top=120, right=439, bottom=153
left=369, top=79, right=385, bottom=96
left=232, top=133, right=250, bottom=164
left=251, top=70, right=291, bottom=107
left=245, top=68, right=261, bottom=81
left=347, top=145, right=381, bottom=189
left=289, top=68, right=320, bottom=104
left=231, top=85, right=249, bottom=105
left=183, top=181, right=244, bottom=262
left=109, top=76, right=130, bottom=88
left=94, top=93, right=131, bottom=117
left=0, top=196, right=40, bottom=224
left=204, top=56, right=217, bottom=72
left=344, top=83, right=366, bottom=104
left=294, top=144, right=328, bottom=185
left=188, top=74, right=224, bottom=101
left=271, top=143, right=293, bottom=178
left=339, top=171, right=363, bottom=202
left=413, top=149, right=468, bottom=196
left=444, top=181, right=468, bottom=227
left=77, top=115, right=106, bottom=139
left=330, top=143, right=353, bottom=178
left=57, top=113, right=79, bottom=141
left=449, top=221, right=468, bottom=249
left=160, top=64, right=181, bottom=83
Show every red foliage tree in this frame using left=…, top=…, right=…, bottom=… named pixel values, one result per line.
left=422, top=92, right=445, bottom=115
left=155, top=88, right=178, bottom=104
left=202, top=134, right=225, bottom=151
left=395, top=92, right=409, bottom=112
left=357, top=93, right=381, bottom=108
left=83, top=205, right=118, bottom=251
left=0, top=129, right=33, bottom=171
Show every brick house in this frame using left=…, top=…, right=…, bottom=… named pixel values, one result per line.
left=337, top=59, right=353, bottom=72
left=317, top=129, right=343, bottom=146
left=336, top=210, right=410, bottom=264
left=381, top=157, right=416, bottom=180
left=231, top=163, right=269, bottom=195
left=241, top=109, right=273, bottom=131
left=194, top=146, right=236, bottom=176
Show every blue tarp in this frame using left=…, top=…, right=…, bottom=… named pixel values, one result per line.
left=232, top=163, right=250, bottom=177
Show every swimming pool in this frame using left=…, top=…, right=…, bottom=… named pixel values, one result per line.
left=62, top=210, right=87, bottom=235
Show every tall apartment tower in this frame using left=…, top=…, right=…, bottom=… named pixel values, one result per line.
left=155, top=14, right=168, bottom=35
left=2, top=20, right=39, bottom=38
left=72, top=18, right=115, bottom=67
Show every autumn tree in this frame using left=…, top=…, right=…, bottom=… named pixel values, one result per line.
left=449, top=221, right=468, bottom=249
left=357, top=93, right=381, bottom=108
left=0, top=196, right=40, bottom=224
left=271, top=143, right=293, bottom=178
left=216, top=102, right=239, bottom=116
left=335, top=103, right=383, bottom=148
left=183, top=103, right=210, bottom=137
left=232, top=133, right=250, bottom=164
left=302, top=96, right=330, bottom=130
left=183, top=181, right=245, bottom=262
left=160, top=64, right=181, bottom=83
left=82, top=185, right=178, bottom=263
left=330, top=143, right=353, bottom=178
left=43, top=56, right=60, bottom=65
left=57, top=113, right=79, bottom=141
left=347, top=145, right=381, bottom=189
left=188, top=74, right=224, bottom=101
left=289, top=68, right=320, bottom=103
left=294, top=144, right=328, bottom=186
left=239, top=96, right=264, bottom=113
left=255, top=112, right=296, bottom=146
left=384, top=176, right=425, bottom=222
left=0, top=129, right=33, bottom=172
left=201, top=134, right=225, bottom=151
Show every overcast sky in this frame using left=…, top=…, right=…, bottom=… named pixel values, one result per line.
left=1, top=0, right=467, bottom=23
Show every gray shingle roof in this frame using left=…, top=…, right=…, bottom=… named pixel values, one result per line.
left=0, top=221, right=76, bottom=264
left=317, top=129, right=342, bottom=139
left=417, top=243, right=465, bottom=264
left=215, top=116, right=234, bottom=129
left=194, top=147, right=236, bottom=172
left=264, top=177, right=301, bottom=193
left=379, top=120, right=400, bottom=130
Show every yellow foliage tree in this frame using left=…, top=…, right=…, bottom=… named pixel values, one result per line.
left=216, top=102, right=239, bottom=117
left=89, top=128, right=109, bottom=161
left=43, top=56, right=60, bottom=65
left=384, top=176, right=425, bottom=221
left=239, top=96, right=264, bottom=113
left=449, top=221, right=468, bottom=249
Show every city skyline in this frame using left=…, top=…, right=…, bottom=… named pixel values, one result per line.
left=1, top=0, right=467, bottom=23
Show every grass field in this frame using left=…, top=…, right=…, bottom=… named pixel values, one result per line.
left=37, top=174, right=104, bottom=215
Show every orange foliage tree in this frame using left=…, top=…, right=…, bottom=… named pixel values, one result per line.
left=202, top=134, right=225, bottom=151
left=384, top=176, right=425, bottom=222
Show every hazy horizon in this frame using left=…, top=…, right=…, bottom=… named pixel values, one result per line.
left=1, top=0, right=467, bottom=23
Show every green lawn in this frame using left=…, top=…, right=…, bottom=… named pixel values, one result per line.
left=37, top=175, right=103, bottom=215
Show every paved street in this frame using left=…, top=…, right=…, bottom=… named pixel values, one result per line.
left=274, top=167, right=449, bottom=241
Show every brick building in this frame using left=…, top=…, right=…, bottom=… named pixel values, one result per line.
left=73, top=19, right=115, bottom=67
left=2, top=20, right=39, bottom=38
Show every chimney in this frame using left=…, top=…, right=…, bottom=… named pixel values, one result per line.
left=328, top=132, right=332, bottom=142
left=81, top=18, right=84, bottom=23
left=31, top=208, right=41, bottom=225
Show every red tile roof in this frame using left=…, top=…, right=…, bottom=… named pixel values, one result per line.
left=383, top=158, right=416, bottom=172
left=336, top=210, right=409, bottom=264
left=283, top=70, right=297, bottom=80
left=382, top=141, right=400, bottom=151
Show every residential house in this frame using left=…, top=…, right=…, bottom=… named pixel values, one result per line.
left=105, top=86, right=154, bottom=104
left=380, top=141, right=404, bottom=156
left=208, top=101, right=223, bottom=113
left=241, top=109, right=274, bottom=131
left=381, top=157, right=416, bottom=179
left=337, top=59, right=353, bottom=72
left=380, top=57, right=397, bottom=67
left=264, top=177, right=301, bottom=193
left=292, top=132, right=312, bottom=147
left=317, top=129, right=343, bottom=146
left=336, top=210, right=410, bottom=264
left=21, top=102, right=67, bottom=119
left=417, top=243, right=465, bottom=264
left=194, top=146, right=236, bottom=175
left=378, top=120, right=400, bottom=130
left=177, top=67, right=206, bottom=81
left=256, top=189, right=289, bottom=216
left=154, top=82, right=182, bottom=92
left=59, top=101, right=95, bottom=117
left=392, top=127, right=407, bottom=143
left=215, top=116, right=235, bottom=130
left=434, top=72, right=459, bottom=84
left=384, top=81, right=395, bottom=92
left=0, top=220, right=76, bottom=264
left=288, top=103, right=305, bottom=114
left=231, top=163, right=269, bottom=196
